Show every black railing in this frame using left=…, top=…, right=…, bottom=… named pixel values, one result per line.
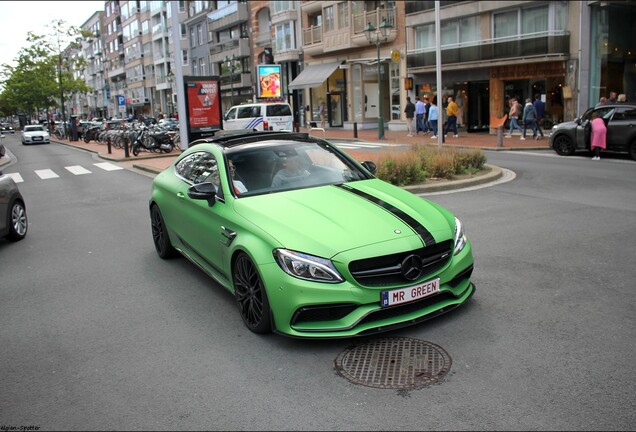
left=407, top=33, right=569, bottom=68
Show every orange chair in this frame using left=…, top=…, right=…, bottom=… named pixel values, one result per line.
left=490, top=113, right=508, bottom=131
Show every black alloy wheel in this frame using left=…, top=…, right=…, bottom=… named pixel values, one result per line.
left=6, top=200, right=27, bottom=241
left=233, top=252, right=272, bottom=334
left=553, top=135, right=575, bottom=156
left=150, top=205, right=176, bottom=258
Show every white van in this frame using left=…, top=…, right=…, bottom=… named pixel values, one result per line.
left=223, top=102, right=293, bottom=131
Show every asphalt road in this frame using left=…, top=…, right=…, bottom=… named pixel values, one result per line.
left=1, top=135, right=635, bottom=431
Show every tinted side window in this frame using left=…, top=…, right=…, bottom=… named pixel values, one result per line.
left=175, top=151, right=220, bottom=186
left=267, top=104, right=292, bottom=116
left=612, top=107, right=636, bottom=120
left=238, top=106, right=256, bottom=119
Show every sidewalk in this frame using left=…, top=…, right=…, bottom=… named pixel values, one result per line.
left=49, top=126, right=549, bottom=175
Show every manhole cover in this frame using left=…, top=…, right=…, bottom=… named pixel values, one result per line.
left=334, top=337, right=451, bottom=389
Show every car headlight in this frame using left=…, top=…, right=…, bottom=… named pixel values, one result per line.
left=453, top=217, right=467, bottom=255
left=274, top=249, right=344, bottom=283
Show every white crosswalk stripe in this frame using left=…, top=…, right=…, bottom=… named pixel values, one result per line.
left=93, top=162, right=124, bottom=171
left=4, top=162, right=125, bottom=184
left=65, top=165, right=92, bottom=175
left=35, top=169, right=59, bottom=179
left=6, top=173, right=23, bottom=183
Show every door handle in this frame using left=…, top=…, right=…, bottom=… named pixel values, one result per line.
left=177, top=192, right=185, bottom=199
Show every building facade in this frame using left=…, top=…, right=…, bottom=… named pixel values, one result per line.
left=65, top=0, right=635, bottom=134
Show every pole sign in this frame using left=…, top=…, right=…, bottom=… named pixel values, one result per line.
left=183, top=75, right=222, bottom=141
left=117, top=95, right=126, bottom=113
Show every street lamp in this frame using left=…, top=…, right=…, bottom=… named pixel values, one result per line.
left=364, top=18, right=393, bottom=140
left=224, top=54, right=238, bottom=107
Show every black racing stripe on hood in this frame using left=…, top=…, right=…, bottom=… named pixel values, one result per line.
left=335, top=184, right=436, bottom=246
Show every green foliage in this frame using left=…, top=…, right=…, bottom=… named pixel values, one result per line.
left=374, top=144, right=487, bottom=185
left=0, top=20, right=90, bottom=118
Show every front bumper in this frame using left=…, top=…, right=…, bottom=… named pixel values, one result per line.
left=265, top=242, right=475, bottom=338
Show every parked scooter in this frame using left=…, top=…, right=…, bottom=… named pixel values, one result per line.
left=131, top=126, right=175, bottom=156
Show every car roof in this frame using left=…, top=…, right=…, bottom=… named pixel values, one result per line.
left=190, top=131, right=320, bottom=149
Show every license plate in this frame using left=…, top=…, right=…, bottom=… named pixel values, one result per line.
left=381, top=278, right=440, bottom=307
left=33, top=136, right=42, bottom=141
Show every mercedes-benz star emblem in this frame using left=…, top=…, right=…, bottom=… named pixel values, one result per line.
left=401, top=254, right=424, bottom=281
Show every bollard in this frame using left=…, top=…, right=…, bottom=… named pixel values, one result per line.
left=497, top=125, right=504, bottom=147
left=124, top=135, right=130, bottom=158
left=107, top=136, right=112, bottom=154
left=353, top=122, right=358, bottom=139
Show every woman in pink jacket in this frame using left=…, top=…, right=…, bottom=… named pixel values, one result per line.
left=590, top=112, right=606, bottom=160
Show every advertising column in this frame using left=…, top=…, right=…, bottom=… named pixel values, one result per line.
left=183, top=76, right=223, bottom=141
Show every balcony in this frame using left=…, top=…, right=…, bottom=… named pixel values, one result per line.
left=207, top=2, right=249, bottom=32
left=255, top=30, right=272, bottom=47
left=407, top=31, right=570, bottom=69
left=219, top=72, right=251, bottom=90
left=209, top=38, right=250, bottom=64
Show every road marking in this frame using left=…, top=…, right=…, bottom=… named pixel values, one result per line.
left=35, top=169, right=59, bottom=179
left=94, top=162, right=124, bottom=171
left=65, top=165, right=92, bottom=175
left=5, top=173, right=23, bottom=183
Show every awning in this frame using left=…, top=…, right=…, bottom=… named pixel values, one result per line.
left=288, top=62, right=341, bottom=90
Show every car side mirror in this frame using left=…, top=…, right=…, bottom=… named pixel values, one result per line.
left=575, top=117, right=581, bottom=125
left=187, top=182, right=217, bottom=206
left=361, top=161, right=377, bottom=175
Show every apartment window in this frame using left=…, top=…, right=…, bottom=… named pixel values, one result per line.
left=415, top=24, right=435, bottom=50
left=190, top=28, right=196, bottom=47
left=180, top=23, right=187, bottom=39
left=197, top=24, right=204, bottom=45
left=494, top=10, right=518, bottom=39
left=522, top=6, right=548, bottom=34
left=441, top=21, right=457, bottom=46
left=179, top=0, right=185, bottom=12
left=193, top=58, right=198, bottom=75
left=324, top=6, right=334, bottom=32
left=182, top=49, right=188, bottom=65
left=337, top=2, right=349, bottom=29
left=199, top=58, right=206, bottom=76
left=460, top=16, right=480, bottom=43
left=275, top=22, right=293, bottom=52
left=272, top=0, right=293, bottom=14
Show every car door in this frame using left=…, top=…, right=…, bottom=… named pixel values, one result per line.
left=223, top=107, right=238, bottom=130
left=605, top=106, right=636, bottom=152
left=170, top=150, right=235, bottom=283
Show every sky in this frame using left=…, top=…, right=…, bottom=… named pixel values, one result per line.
left=0, top=1, right=104, bottom=69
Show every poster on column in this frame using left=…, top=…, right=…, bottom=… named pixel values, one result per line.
left=183, top=75, right=223, bottom=140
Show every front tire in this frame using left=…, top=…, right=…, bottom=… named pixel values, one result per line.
left=6, top=200, right=27, bottom=241
left=132, top=144, right=141, bottom=156
left=150, top=205, right=177, bottom=258
left=553, top=134, right=575, bottom=156
left=233, top=253, right=272, bottom=334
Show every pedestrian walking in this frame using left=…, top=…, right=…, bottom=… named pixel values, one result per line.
left=590, top=112, right=606, bottom=160
left=423, top=96, right=431, bottom=133
left=533, top=94, right=545, bottom=139
left=521, top=98, right=538, bottom=140
left=506, top=98, right=524, bottom=137
left=444, top=96, right=459, bottom=138
left=404, top=96, right=415, bottom=137
left=428, top=98, right=439, bottom=139
left=415, top=97, right=426, bottom=135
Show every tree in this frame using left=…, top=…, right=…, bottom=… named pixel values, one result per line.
left=0, top=19, right=93, bottom=122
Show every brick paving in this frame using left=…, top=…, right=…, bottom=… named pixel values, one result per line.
left=50, top=126, right=549, bottom=174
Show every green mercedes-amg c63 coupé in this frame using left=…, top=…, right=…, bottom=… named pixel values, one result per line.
left=149, top=131, right=475, bottom=338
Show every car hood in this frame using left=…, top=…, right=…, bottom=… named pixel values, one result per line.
left=233, top=179, right=454, bottom=258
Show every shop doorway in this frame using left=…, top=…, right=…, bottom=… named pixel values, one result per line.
left=329, top=93, right=344, bottom=127
left=467, top=81, right=490, bottom=132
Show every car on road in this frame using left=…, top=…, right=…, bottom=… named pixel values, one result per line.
left=550, top=103, right=636, bottom=160
left=21, top=124, right=50, bottom=145
left=148, top=131, right=475, bottom=338
left=1, top=123, right=16, bottom=134
left=0, top=170, right=28, bottom=241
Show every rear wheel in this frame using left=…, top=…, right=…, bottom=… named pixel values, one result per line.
left=233, top=253, right=272, bottom=334
left=629, top=141, right=636, bottom=161
left=150, top=205, right=177, bottom=258
left=553, top=134, right=575, bottom=156
left=6, top=200, right=27, bottom=241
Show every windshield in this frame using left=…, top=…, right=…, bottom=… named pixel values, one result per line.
left=25, top=126, right=44, bottom=132
left=225, top=140, right=373, bottom=197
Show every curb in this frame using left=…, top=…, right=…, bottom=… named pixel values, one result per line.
left=402, top=164, right=502, bottom=194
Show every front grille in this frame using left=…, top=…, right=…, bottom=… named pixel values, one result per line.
left=358, top=291, right=457, bottom=326
left=349, top=240, right=453, bottom=287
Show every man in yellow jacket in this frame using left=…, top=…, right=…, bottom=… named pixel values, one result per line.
left=444, top=96, right=459, bottom=138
